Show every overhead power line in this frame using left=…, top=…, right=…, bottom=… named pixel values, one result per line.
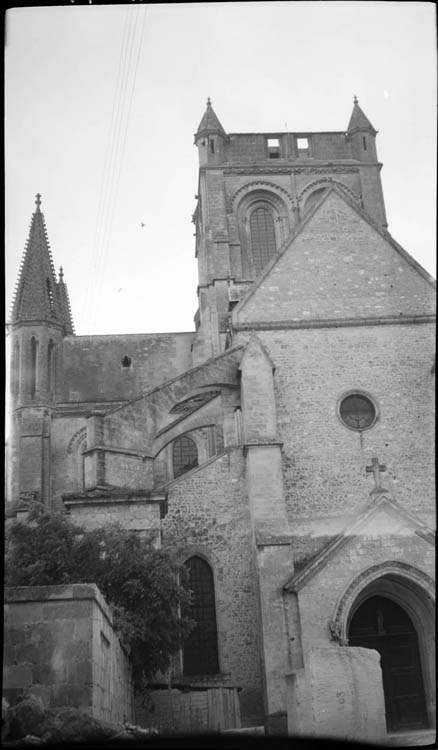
left=82, top=5, right=147, bottom=331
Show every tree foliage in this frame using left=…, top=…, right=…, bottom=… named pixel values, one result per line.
left=5, top=504, right=194, bottom=690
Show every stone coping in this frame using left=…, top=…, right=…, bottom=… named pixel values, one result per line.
left=4, top=583, right=112, bottom=625
left=233, top=314, right=435, bottom=332
left=62, top=487, right=166, bottom=501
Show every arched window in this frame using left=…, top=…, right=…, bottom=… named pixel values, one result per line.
left=236, top=189, right=290, bottom=279
left=183, top=556, right=219, bottom=675
left=249, top=206, right=277, bottom=274
left=12, top=340, right=20, bottom=396
left=173, top=435, right=198, bottom=478
left=30, top=337, right=38, bottom=398
left=67, top=428, right=87, bottom=492
left=47, top=339, right=55, bottom=396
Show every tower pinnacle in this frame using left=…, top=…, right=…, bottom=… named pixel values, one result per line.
left=195, top=98, right=226, bottom=141
left=347, top=97, right=377, bottom=135
left=9, top=197, right=75, bottom=334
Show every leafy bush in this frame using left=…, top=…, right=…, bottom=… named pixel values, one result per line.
left=5, top=504, right=194, bottom=690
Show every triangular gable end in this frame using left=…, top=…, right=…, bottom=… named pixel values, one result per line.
left=233, top=186, right=435, bottom=328
left=238, top=332, right=276, bottom=373
left=284, top=494, right=435, bottom=593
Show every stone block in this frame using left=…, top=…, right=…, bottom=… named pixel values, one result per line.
left=32, top=662, right=55, bottom=685
left=73, top=618, right=93, bottom=641
left=48, top=619, right=76, bottom=643
left=15, top=642, right=45, bottom=664
left=3, top=643, right=17, bottom=665
left=42, top=601, right=91, bottom=620
left=27, top=623, right=55, bottom=655
left=4, top=627, right=26, bottom=646
left=61, top=641, right=91, bottom=660
left=6, top=603, right=43, bottom=625
left=3, top=665, right=33, bottom=689
left=67, top=661, right=93, bottom=685
left=50, top=684, right=92, bottom=710
left=287, top=646, right=386, bottom=743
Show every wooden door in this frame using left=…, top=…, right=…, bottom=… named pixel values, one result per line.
left=349, top=595, right=428, bottom=732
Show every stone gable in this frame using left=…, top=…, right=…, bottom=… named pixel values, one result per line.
left=234, top=189, right=435, bottom=326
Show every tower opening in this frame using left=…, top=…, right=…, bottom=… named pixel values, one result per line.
left=48, top=339, right=55, bottom=396
left=30, top=337, right=38, bottom=398
left=349, top=595, right=428, bottom=733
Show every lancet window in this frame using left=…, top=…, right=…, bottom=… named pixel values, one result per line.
left=47, top=339, right=55, bottom=396
left=183, top=556, right=219, bottom=675
left=30, top=336, right=38, bottom=398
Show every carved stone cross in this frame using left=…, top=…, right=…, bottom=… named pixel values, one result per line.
left=366, top=457, right=387, bottom=493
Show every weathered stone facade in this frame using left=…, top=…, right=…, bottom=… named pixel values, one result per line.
left=3, top=585, right=134, bottom=724
left=6, top=99, right=435, bottom=741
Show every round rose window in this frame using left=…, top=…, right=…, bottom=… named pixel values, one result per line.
left=339, top=393, right=376, bottom=431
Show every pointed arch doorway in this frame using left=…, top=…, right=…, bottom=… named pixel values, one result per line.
left=349, top=595, right=428, bottom=733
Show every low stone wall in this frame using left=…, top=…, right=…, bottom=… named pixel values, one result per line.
left=3, top=584, right=133, bottom=724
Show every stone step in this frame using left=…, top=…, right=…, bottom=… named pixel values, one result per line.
left=384, top=729, right=436, bottom=746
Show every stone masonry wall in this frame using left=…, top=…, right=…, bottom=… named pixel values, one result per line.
left=60, top=332, right=194, bottom=403
left=162, top=448, right=264, bottom=726
left=66, top=498, right=162, bottom=543
left=255, top=322, right=435, bottom=525
left=3, top=584, right=133, bottom=724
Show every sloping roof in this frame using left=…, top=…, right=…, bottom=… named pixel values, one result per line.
left=195, top=98, right=226, bottom=138
left=10, top=195, right=75, bottom=334
left=284, top=494, right=435, bottom=593
left=347, top=97, right=377, bottom=135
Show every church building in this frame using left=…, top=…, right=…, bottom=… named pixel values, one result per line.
left=6, top=99, right=435, bottom=742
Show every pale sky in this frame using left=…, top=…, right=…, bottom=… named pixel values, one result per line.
left=5, top=2, right=437, bottom=339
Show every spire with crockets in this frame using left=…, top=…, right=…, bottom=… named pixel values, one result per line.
left=10, top=194, right=75, bottom=335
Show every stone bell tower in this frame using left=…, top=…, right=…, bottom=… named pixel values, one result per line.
left=7, top=194, right=74, bottom=507
left=190, top=97, right=389, bottom=367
